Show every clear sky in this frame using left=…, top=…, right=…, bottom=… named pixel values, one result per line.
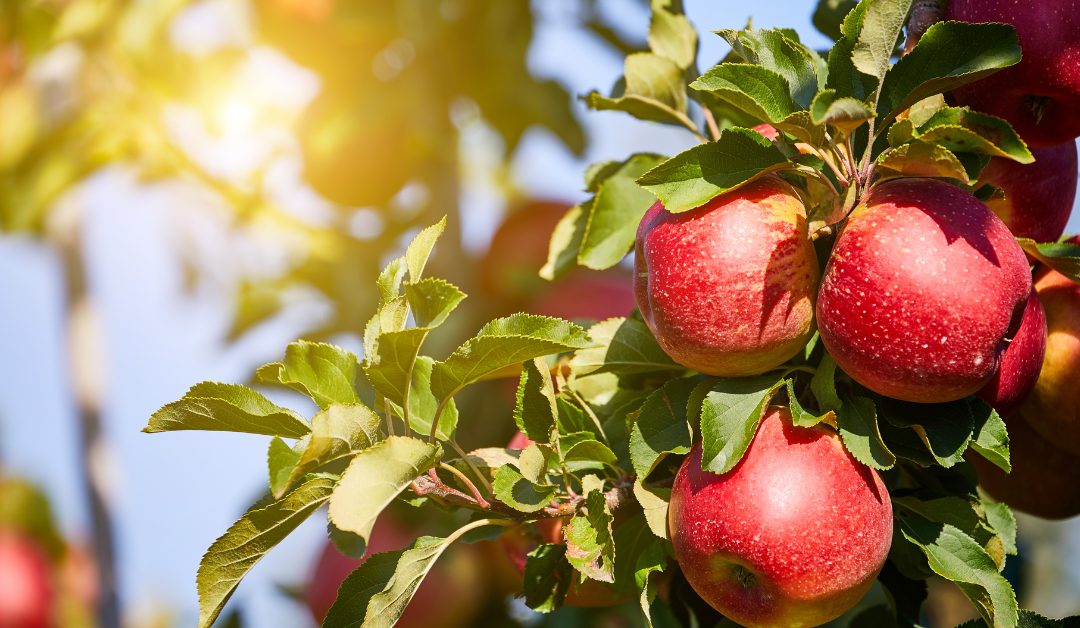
left=1, top=1, right=1079, bottom=626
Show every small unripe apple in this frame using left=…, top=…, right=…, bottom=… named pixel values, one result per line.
left=0, top=531, right=54, bottom=628
left=817, top=178, right=1032, bottom=403
left=945, top=0, right=1080, bottom=148
left=976, top=287, right=1047, bottom=418
left=634, top=175, right=819, bottom=376
left=1018, top=236, right=1080, bottom=455
left=977, top=142, right=1077, bottom=243
left=669, top=407, right=892, bottom=628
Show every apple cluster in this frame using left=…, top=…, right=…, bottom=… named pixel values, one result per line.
left=630, top=1, right=1080, bottom=624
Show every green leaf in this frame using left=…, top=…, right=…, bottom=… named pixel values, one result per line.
left=397, top=356, right=460, bottom=441
left=851, top=0, right=913, bottom=94
left=584, top=53, right=695, bottom=130
left=197, top=476, right=334, bottom=628
left=825, top=0, right=877, bottom=102
left=579, top=154, right=665, bottom=270
left=813, top=0, right=858, bottom=41
left=877, top=21, right=1022, bottom=128
left=633, top=481, right=671, bottom=540
left=715, top=28, right=820, bottom=109
left=267, top=436, right=305, bottom=499
left=449, top=447, right=520, bottom=487
left=809, top=89, right=874, bottom=134
left=493, top=465, right=558, bottom=513
left=691, top=63, right=799, bottom=124
left=899, top=516, right=1018, bottom=628
left=560, top=432, right=618, bottom=468
left=878, top=141, right=969, bottom=183
left=981, top=497, right=1017, bottom=556
left=585, top=161, right=624, bottom=193
left=522, top=544, right=573, bottom=613
left=879, top=397, right=974, bottom=467
left=515, top=357, right=558, bottom=443
left=612, top=513, right=661, bottom=595
left=636, top=127, right=795, bottom=214
left=276, top=404, right=382, bottom=498
left=328, top=436, right=441, bottom=544
left=322, top=548, right=406, bottom=628
left=564, top=479, right=615, bottom=582
left=404, top=216, right=446, bottom=283
left=404, top=278, right=466, bottom=329
left=358, top=535, right=459, bottom=628
left=648, top=0, right=696, bottom=70
left=570, top=317, right=683, bottom=377
left=785, top=379, right=833, bottom=428
left=328, top=520, right=366, bottom=559
left=256, top=341, right=367, bottom=409
left=958, top=611, right=1078, bottom=628
left=836, top=394, right=895, bottom=470
left=810, top=353, right=842, bottom=414
left=636, top=541, right=670, bottom=628
left=520, top=443, right=556, bottom=484
left=430, top=314, right=598, bottom=402
left=969, top=397, right=1011, bottom=473
left=899, top=107, right=1033, bottom=164
left=630, top=378, right=695, bottom=479
left=699, top=374, right=785, bottom=474
left=1017, top=239, right=1080, bottom=285
left=144, top=382, right=310, bottom=438
left=540, top=201, right=590, bottom=281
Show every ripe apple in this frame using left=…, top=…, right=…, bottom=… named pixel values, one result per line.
left=482, top=201, right=570, bottom=303
left=944, top=0, right=1080, bottom=148
left=977, top=142, right=1078, bottom=243
left=817, top=178, right=1032, bottom=403
left=0, top=531, right=54, bottom=628
left=969, top=411, right=1080, bottom=520
left=975, top=287, right=1047, bottom=418
left=1018, top=236, right=1080, bottom=454
left=669, top=406, right=891, bottom=628
left=634, top=175, right=820, bottom=376
left=528, top=274, right=635, bottom=322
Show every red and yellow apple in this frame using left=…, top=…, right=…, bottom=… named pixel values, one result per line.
left=976, top=287, right=1047, bottom=418
left=977, top=142, right=1078, bottom=243
left=817, top=178, right=1032, bottom=403
left=0, top=531, right=54, bottom=628
left=634, top=175, right=819, bottom=376
left=669, top=407, right=892, bottom=628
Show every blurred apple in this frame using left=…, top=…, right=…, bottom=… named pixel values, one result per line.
left=482, top=201, right=572, bottom=303
left=0, top=530, right=54, bottom=628
left=528, top=274, right=635, bottom=322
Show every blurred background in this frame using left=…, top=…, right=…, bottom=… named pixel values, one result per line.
left=0, top=0, right=1079, bottom=627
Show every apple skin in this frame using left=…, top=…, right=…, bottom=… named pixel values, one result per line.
left=0, top=531, right=54, bottom=628
left=817, top=178, right=1032, bottom=403
left=945, top=0, right=1080, bottom=148
left=634, top=175, right=820, bottom=377
left=977, top=142, right=1078, bottom=243
left=968, top=410, right=1080, bottom=520
left=975, top=287, right=1047, bottom=418
left=1018, top=236, right=1080, bottom=455
left=669, top=407, right=892, bottom=628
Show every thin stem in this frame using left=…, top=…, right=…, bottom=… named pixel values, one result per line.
left=702, top=107, right=722, bottom=141
left=552, top=435, right=575, bottom=497
left=846, top=133, right=859, bottom=182
left=384, top=397, right=395, bottom=437
left=795, top=166, right=841, bottom=199
left=826, top=133, right=854, bottom=179
left=782, top=365, right=818, bottom=377
left=448, top=439, right=493, bottom=498
left=800, top=143, right=850, bottom=188
left=428, top=393, right=455, bottom=444
left=566, top=386, right=608, bottom=445
left=438, top=463, right=490, bottom=508
left=445, top=517, right=518, bottom=545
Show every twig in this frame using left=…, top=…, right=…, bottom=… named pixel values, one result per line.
left=438, top=463, right=490, bottom=509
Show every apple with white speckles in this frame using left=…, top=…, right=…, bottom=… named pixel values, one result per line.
left=817, top=178, right=1032, bottom=403
left=634, top=175, right=820, bottom=377
left=977, top=142, right=1077, bottom=243
left=669, top=406, right=892, bottom=628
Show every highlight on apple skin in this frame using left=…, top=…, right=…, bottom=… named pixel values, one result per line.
left=634, top=175, right=820, bottom=377
left=977, top=142, right=1078, bottom=243
left=817, top=178, right=1032, bottom=403
left=668, top=407, right=892, bottom=628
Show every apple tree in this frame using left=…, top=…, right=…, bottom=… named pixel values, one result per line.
left=145, top=0, right=1080, bottom=627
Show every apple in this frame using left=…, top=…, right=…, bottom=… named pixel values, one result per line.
left=1018, top=236, right=1080, bottom=455
left=817, top=178, right=1032, bottom=403
left=0, top=531, right=54, bottom=628
left=482, top=201, right=571, bottom=303
left=528, top=274, right=635, bottom=322
left=977, top=142, right=1078, bottom=243
left=975, top=287, right=1047, bottom=418
left=944, top=0, right=1080, bottom=148
left=669, top=406, right=892, bottom=628
left=634, top=175, right=820, bottom=376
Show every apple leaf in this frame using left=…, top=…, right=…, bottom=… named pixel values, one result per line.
left=980, top=497, right=1017, bottom=557
left=571, top=318, right=683, bottom=378
left=636, top=541, right=670, bottom=628
left=836, top=394, right=895, bottom=470
left=810, top=353, right=842, bottom=414
left=430, top=314, right=598, bottom=402
left=540, top=200, right=590, bottom=281
left=275, top=404, right=382, bottom=498
left=515, top=357, right=558, bottom=443
left=448, top=447, right=520, bottom=487
left=785, top=379, right=834, bottom=428
left=328, top=436, right=442, bottom=544
left=560, top=431, right=618, bottom=470
left=321, top=548, right=406, bottom=628
left=144, top=382, right=311, bottom=438
left=969, top=397, right=1011, bottom=473
left=404, top=216, right=446, bottom=284
left=898, top=516, right=1018, bottom=628
left=690, top=63, right=799, bottom=125
left=564, top=477, right=615, bottom=582
left=636, top=127, right=796, bottom=214
left=850, top=0, right=913, bottom=98
left=813, top=0, right=858, bottom=42
left=878, top=142, right=969, bottom=183
left=809, top=89, right=874, bottom=134
left=958, top=611, right=1080, bottom=628
left=849, top=605, right=896, bottom=628
left=877, top=560, right=929, bottom=626
left=519, top=444, right=556, bottom=485
left=648, top=0, right=696, bottom=70
left=327, top=520, right=366, bottom=559
left=579, top=153, right=665, bottom=270
left=583, top=53, right=695, bottom=131
left=877, top=22, right=1021, bottom=128
left=385, top=356, right=459, bottom=441
left=355, top=535, right=459, bottom=628
left=879, top=397, right=974, bottom=468
left=612, top=513, right=661, bottom=596
left=1017, top=239, right=1080, bottom=285
left=256, top=341, right=369, bottom=410
left=196, top=476, right=334, bottom=628
left=715, top=28, right=820, bottom=109
left=893, top=495, right=1006, bottom=570
left=493, top=465, right=558, bottom=513
left=825, top=0, right=877, bottom=102
left=698, top=374, right=786, bottom=474
left=267, top=436, right=305, bottom=498
left=522, top=544, right=573, bottom=613
left=630, top=377, right=695, bottom=479
left=892, top=107, right=1033, bottom=165
left=633, top=481, right=671, bottom=540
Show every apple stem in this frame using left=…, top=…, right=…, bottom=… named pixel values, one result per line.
left=801, top=143, right=850, bottom=188
left=438, top=463, right=491, bottom=509
left=702, top=107, right=722, bottom=141
left=447, top=438, right=494, bottom=498
left=384, top=397, right=396, bottom=437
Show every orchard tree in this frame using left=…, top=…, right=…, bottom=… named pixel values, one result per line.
left=145, top=1, right=1080, bottom=627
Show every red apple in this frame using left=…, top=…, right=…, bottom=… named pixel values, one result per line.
left=817, top=178, right=1032, bottom=403
left=969, top=411, right=1080, bottom=520
left=669, top=407, right=892, bottom=628
left=507, top=431, right=534, bottom=450
left=0, top=531, right=54, bottom=628
left=634, top=175, right=820, bottom=376
left=1018, top=236, right=1080, bottom=454
left=945, top=0, right=1080, bottom=148
left=976, top=287, right=1047, bottom=418
left=482, top=201, right=571, bottom=303
left=751, top=124, right=780, bottom=141
left=977, top=142, right=1078, bottom=243
left=528, top=274, right=635, bottom=322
